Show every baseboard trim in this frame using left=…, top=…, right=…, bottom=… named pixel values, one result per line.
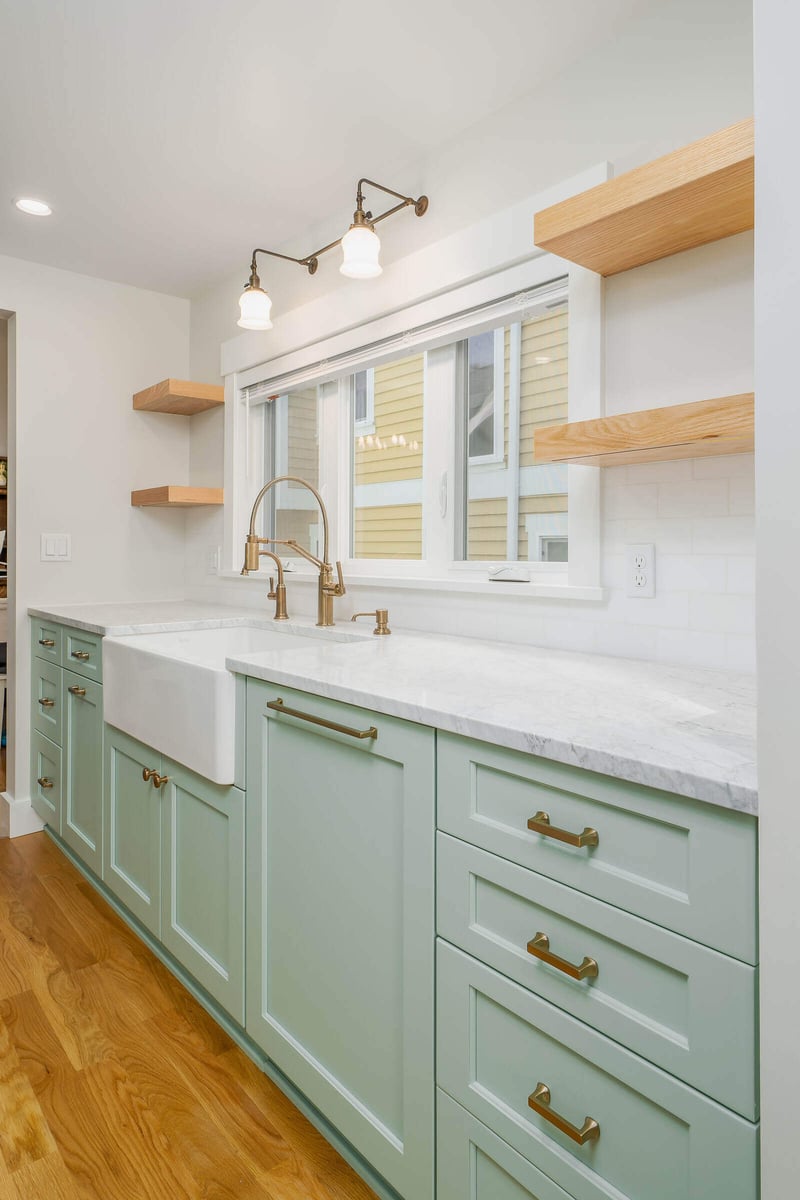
left=2, top=793, right=44, bottom=838
left=46, top=828, right=402, bottom=1200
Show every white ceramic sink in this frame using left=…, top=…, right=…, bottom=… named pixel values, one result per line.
left=103, top=625, right=327, bottom=785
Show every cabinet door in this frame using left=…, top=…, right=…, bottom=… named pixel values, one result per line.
left=31, top=731, right=62, bottom=832
left=246, top=681, right=436, bottom=1200
left=32, top=657, right=62, bottom=745
left=103, top=725, right=161, bottom=934
left=62, top=670, right=103, bottom=874
left=161, top=760, right=245, bottom=1022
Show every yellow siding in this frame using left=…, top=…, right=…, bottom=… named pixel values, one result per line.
left=466, top=494, right=567, bottom=561
left=354, top=504, right=423, bottom=559
left=354, top=355, right=424, bottom=485
left=520, top=306, right=568, bottom=468
left=518, top=494, right=568, bottom=560
left=287, top=387, right=319, bottom=485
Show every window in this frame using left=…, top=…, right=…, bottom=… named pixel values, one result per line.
left=352, top=352, right=424, bottom=559
left=459, top=299, right=569, bottom=563
left=353, top=369, right=375, bottom=433
left=234, top=273, right=584, bottom=588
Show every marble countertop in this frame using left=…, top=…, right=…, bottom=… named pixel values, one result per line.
left=29, top=600, right=757, bottom=813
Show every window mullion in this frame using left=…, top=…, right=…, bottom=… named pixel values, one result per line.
left=506, top=323, right=522, bottom=561
left=421, top=344, right=457, bottom=572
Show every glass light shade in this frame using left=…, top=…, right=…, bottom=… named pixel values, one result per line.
left=340, top=223, right=382, bottom=279
left=237, top=285, right=273, bottom=330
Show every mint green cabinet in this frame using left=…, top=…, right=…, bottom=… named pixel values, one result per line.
left=103, top=725, right=245, bottom=1018
left=64, top=628, right=103, bottom=683
left=31, top=731, right=62, bottom=831
left=246, top=680, right=436, bottom=1200
left=438, top=1090, right=576, bottom=1200
left=104, top=725, right=162, bottom=934
left=61, top=669, right=103, bottom=874
left=161, top=761, right=245, bottom=1023
left=31, top=620, right=62, bottom=666
left=32, top=656, right=62, bottom=744
left=438, top=941, right=759, bottom=1200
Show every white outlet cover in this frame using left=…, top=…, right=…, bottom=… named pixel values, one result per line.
left=625, top=543, right=655, bottom=598
left=41, top=532, right=71, bottom=562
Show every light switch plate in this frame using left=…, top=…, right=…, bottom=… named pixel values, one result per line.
left=41, top=533, right=72, bottom=562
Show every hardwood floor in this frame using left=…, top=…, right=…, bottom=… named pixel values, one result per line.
left=0, top=832, right=378, bottom=1199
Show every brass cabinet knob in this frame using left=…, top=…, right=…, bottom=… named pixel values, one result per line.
left=38, top=697, right=55, bottom=708
left=38, top=638, right=56, bottom=647
left=37, top=777, right=54, bottom=789
left=68, top=685, right=87, bottom=697
left=152, top=773, right=170, bottom=790
left=71, top=650, right=91, bottom=661
left=142, top=767, right=157, bottom=783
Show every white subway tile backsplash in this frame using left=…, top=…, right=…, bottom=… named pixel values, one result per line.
left=594, top=623, right=658, bottom=661
left=725, top=634, right=757, bottom=673
left=621, top=518, right=694, bottom=554
left=728, top=476, right=755, bottom=515
left=624, top=459, right=693, bottom=484
left=603, top=482, right=659, bottom=520
left=692, top=452, right=754, bottom=479
left=658, top=479, right=729, bottom=518
left=727, top=557, right=756, bottom=595
left=655, top=629, right=728, bottom=670
left=657, top=554, right=727, bottom=593
left=689, top=592, right=755, bottom=634
left=692, top=515, right=755, bottom=556
left=606, top=589, right=690, bottom=628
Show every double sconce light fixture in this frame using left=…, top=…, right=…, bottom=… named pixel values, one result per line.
left=238, top=178, right=429, bottom=331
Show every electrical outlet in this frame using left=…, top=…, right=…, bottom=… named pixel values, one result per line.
left=206, top=545, right=221, bottom=574
left=625, top=543, right=656, bottom=598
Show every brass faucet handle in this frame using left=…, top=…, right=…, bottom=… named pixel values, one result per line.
left=332, top=561, right=346, bottom=597
left=267, top=576, right=276, bottom=599
left=351, top=609, right=391, bottom=636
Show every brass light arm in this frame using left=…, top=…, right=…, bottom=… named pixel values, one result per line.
left=246, top=178, right=428, bottom=282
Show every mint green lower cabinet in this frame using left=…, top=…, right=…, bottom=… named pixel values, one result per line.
left=32, top=656, right=62, bottom=745
left=31, top=731, right=62, bottom=831
left=62, top=670, right=103, bottom=875
left=246, top=680, right=436, bottom=1200
left=437, top=941, right=759, bottom=1200
left=161, top=761, right=245, bottom=1023
left=103, top=725, right=161, bottom=934
left=437, top=833, right=757, bottom=1119
left=438, top=1090, right=576, bottom=1200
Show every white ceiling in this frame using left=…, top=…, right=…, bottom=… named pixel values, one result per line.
left=0, top=0, right=645, bottom=296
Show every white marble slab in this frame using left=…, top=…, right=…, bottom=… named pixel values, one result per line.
left=28, top=601, right=757, bottom=812
left=228, top=634, right=758, bottom=814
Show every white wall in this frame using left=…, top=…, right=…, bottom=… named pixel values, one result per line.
left=0, top=254, right=191, bottom=834
left=755, top=1, right=798, bottom=1194
left=0, top=318, right=7, bottom=456
left=185, top=0, right=755, bottom=674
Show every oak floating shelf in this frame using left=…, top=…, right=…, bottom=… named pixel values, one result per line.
left=133, top=378, right=224, bottom=416
left=533, top=394, right=754, bottom=468
left=131, top=486, right=224, bottom=508
left=534, top=118, right=754, bottom=276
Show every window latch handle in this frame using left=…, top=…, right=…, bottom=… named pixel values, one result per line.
left=439, top=470, right=448, bottom=518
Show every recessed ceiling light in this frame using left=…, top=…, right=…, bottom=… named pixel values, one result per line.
left=15, top=197, right=52, bottom=217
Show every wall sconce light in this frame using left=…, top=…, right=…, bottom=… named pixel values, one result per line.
left=238, top=178, right=429, bottom=331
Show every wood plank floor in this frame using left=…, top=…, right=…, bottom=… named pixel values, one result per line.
left=0, top=832, right=378, bottom=1199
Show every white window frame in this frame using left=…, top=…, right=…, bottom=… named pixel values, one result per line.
left=353, top=368, right=375, bottom=435
left=223, top=254, right=603, bottom=601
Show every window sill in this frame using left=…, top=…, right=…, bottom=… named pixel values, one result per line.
left=218, top=570, right=603, bottom=603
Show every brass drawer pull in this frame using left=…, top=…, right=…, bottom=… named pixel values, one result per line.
left=68, top=685, right=87, bottom=697
left=266, top=698, right=378, bottom=741
left=528, top=1082, right=600, bottom=1145
left=528, top=810, right=598, bottom=849
left=38, top=638, right=56, bottom=647
left=38, top=697, right=55, bottom=708
left=37, top=777, right=54, bottom=789
left=527, top=932, right=598, bottom=981
left=71, top=650, right=91, bottom=661
left=142, top=768, right=157, bottom=783
left=152, top=773, right=169, bottom=790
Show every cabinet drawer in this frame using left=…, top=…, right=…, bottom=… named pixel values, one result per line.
left=437, top=733, right=757, bottom=963
left=31, top=620, right=62, bottom=666
left=31, top=731, right=62, bottom=832
left=64, top=628, right=103, bottom=683
left=437, top=942, right=758, bottom=1200
left=438, top=1090, right=575, bottom=1200
left=437, top=834, right=757, bottom=1118
left=32, top=658, right=62, bottom=745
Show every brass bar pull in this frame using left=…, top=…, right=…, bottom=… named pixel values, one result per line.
left=527, top=810, right=598, bottom=849
left=71, top=650, right=91, bottom=661
left=266, top=698, right=378, bottom=741
left=68, top=685, right=87, bottom=697
left=37, top=777, right=54, bottom=789
left=38, top=638, right=56, bottom=647
left=142, top=768, right=157, bottom=783
left=527, top=933, right=598, bottom=981
left=38, top=697, right=55, bottom=708
left=528, top=1083, right=600, bottom=1145
left=152, top=773, right=170, bottom=790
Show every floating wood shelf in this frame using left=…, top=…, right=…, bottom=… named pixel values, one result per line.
left=533, top=394, right=754, bottom=467
left=133, top=378, right=224, bottom=416
left=534, top=119, right=754, bottom=276
left=131, top=486, right=224, bottom=508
